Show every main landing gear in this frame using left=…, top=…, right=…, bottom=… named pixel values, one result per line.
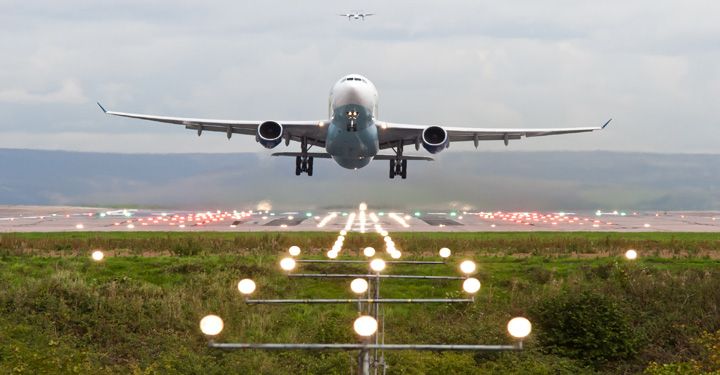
left=295, top=156, right=314, bottom=176
left=295, top=137, right=314, bottom=176
left=389, top=143, right=407, bottom=179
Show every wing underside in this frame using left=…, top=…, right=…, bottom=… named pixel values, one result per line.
left=98, top=103, right=329, bottom=147
left=375, top=120, right=610, bottom=149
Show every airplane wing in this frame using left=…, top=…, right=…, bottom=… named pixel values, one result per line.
left=374, top=119, right=611, bottom=149
left=97, top=102, right=329, bottom=147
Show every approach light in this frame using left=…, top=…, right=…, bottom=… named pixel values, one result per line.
left=327, top=250, right=338, bottom=259
left=363, top=247, right=376, bottom=257
left=380, top=231, right=389, bottom=237
left=459, top=260, right=476, bottom=274
left=200, top=315, right=224, bottom=336
left=390, top=251, right=401, bottom=259
left=237, top=279, right=256, bottom=295
left=353, top=315, right=378, bottom=337
left=462, top=278, right=481, bottom=294
left=439, top=247, right=451, bottom=258
left=625, top=249, right=638, bottom=260
left=370, top=258, right=386, bottom=272
left=280, top=257, right=296, bottom=271
left=350, top=278, right=369, bottom=294
left=507, top=317, right=532, bottom=339
left=337, top=235, right=345, bottom=242
left=75, top=223, right=84, bottom=229
left=91, top=250, right=104, bottom=261
left=359, top=202, right=368, bottom=211
left=340, top=230, right=347, bottom=236
left=288, top=246, right=301, bottom=256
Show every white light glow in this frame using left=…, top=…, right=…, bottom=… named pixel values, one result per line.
left=363, top=247, right=376, bottom=257
left=91, top=250, right=104, bottom=261
left=200, top=315, right=224, bottom=336
left=327, top=250, right=338, bottom=259
left=237, top=279, right=256, bottom=295
left=280, top=257, right=296, bottom=271
left=350, top=278, right=369, bottom=294
left=370, top=258, right=386, bottom=272
left=75, top=223, right=84, bottom=229
left=463, top=278, right=481, bottom=294
left=289, top=246, right=301, bottom=257
left=439, top=248, right=451, bottom=258
left=507, top=317, right=532, bottom=339
left=625, top=249, right=638, bottom=260
left=460, top=260, right=476, bottom=274
left=353, top=315, right=378, bottom=337
left=390, top=251, right=401, bottom=259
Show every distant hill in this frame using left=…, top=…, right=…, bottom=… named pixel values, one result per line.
left=1, top=148, right=718, bottom=210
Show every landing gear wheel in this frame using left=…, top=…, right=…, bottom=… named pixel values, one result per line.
left=307, top=157, right=314, bottom=176
left=295, top=156, right=301, bottom=176
left=389, top=159, right=396, bottom=179
left=401, top=159, right=407, bottom=179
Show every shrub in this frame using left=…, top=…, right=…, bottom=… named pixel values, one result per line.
left=531, top=291, right=638, bottom=367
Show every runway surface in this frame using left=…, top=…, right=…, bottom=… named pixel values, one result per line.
left=1, top=205, right=719, bottom=232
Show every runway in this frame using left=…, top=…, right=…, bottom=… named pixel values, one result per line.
left=1, top=205, right=718, bottom=232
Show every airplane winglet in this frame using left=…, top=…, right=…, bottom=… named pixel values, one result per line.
left=602, top=118, right=612, bottom=129
left=97, top=102, right=107, bottom=113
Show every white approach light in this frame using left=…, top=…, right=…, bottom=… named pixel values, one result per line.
left=340, top=230, right=347, bottom=236
left=459, top=260, right=477, bottom=274
left=327, top=250, right=338, bottom=259
left=439, top=247, right=451, bottom=258
left=625, top=249, right=638, bottom=260
left=350, top=278, right=369, bottom=294
left=507, top=317, right=532, bottom=339
left=359, top=202, right=368, bottom=211
left=390, top=251, right=401, bottom=259
left=463, top=278, right=481, bottom=294
left=289, top=246, right=301, bottom=256
left=363, top=247, right=376, bottom=257
left=237, top=279, right=256, bottom=295
left=91, top=250, right=104, bottom=261
left=200, top=315, right=224, bottom=336
left=370, top=258, right=386, bottom=272
left=75, top=223, right=84, bottom=229
left=353, top=315, right=378, bottom=337
left=280, top=257, right=296, bottom=271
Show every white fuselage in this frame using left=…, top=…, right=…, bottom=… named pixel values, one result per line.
left=325, top=74, right=380, bottom=169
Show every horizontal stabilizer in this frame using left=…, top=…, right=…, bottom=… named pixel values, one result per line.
left=374, top=155, right=433, bottom=161
left=272, top=152, right=332, bottom=159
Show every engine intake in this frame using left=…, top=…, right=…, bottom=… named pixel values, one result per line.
left=421, top=126, right=449, bottom=154
left=256, top=121, right=283, bottom=149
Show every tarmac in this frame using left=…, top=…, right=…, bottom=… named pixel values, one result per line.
left=1, top=205, right=719, bottom=232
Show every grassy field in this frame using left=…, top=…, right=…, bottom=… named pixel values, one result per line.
left=1, top=232, right=719, bottom=374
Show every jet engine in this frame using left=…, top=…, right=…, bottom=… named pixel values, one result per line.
left=256, top=121, right=283, bottom=149
left=421, top=126, right=449, bottom=154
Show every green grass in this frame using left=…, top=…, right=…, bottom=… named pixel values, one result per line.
left=1, top=232, right=719, bottom=374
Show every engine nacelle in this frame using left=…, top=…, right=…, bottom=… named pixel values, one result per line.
left=256, top=121, right=283, bottom=149
left=421, top=126, right=449, bottom=154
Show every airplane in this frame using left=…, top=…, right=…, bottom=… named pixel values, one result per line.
left=339, top=12, right=374, bottom=20
left=97, top=74, right=611, bottom=179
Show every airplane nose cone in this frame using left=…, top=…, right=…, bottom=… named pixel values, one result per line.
left=333, top=83, right=370, bottom=108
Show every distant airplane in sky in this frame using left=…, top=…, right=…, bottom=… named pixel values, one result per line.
left=339, top=12, right=374, bottom=20
left=98, top=74, right=610, bottom=179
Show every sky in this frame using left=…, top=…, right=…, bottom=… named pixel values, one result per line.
left=1, top=0, right=719, bottom=154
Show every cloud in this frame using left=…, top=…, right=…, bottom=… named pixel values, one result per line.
left=0, top=79, right=87, bottom=104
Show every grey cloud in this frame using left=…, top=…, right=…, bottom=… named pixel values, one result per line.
left=0, top=0, right=719, bottom=153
